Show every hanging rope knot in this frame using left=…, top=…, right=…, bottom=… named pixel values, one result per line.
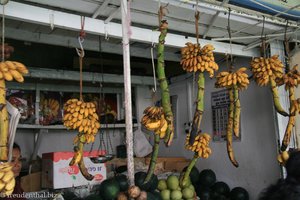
left=79, top=16, right=86, bottom=42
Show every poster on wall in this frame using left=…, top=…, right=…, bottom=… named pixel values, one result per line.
left=211, top=89, right=240, bottom=142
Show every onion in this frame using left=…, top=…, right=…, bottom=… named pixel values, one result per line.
left=128, top=185, right=141, bottom=199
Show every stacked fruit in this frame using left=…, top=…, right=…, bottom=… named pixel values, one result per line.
left=0, top=61, right=28, bottom=82
left=0, top=162, right=15, bottom=196
left=40, top=98, right=60, bottom=118
left=141, top=106, right=168, bottom=139
left=215, top=67, right=250, bottom=90
left=278, top=65, right=300, bottom=90
left=279, top=65, right=300, bottom=151
left=63, top=99, right=100, bottom=144
left=185, top=133, right=212, bottom=159
left=157, top=175, right=196, bottom=200
left=180, top=43, right=218, bottom=77
left=251, top=55, right=284, bottom=86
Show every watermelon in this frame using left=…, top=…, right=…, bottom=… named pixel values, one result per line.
left=100, top=178, right=120, bottom=200
left=230, top=187, right=249, bottom=200
left=149, top=191, right=163, bottom=200
left=198, top=169, right=216, bottom=187
left=134, top=172, right=158, bottom=191
left=211, top=181, right=230, bottom=197
left=84, top=194, right=103, bottom=200
left=182, top=166, right=200, bottom=185
left=62, top=191, right=77, bottom=200
left=115, top=174, right=129, bottom=191
left=195, top=186, right=211, bottom=200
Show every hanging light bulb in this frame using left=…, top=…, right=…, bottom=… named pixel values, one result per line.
left=0, top=0, right=9, bottom=5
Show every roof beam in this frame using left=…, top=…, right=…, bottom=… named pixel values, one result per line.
left=104, top=7, right=121, bottom=24
left=155, top=0, right=298, bottom=29
left=24, top=67, right=154, bottom=85
left=4, top=27, right=180, bottom=61
left=92, top=0, right=111, bottom=19
left=3, top=1, right=259, bottom=57
left=203, top=0, right=229, bottom=39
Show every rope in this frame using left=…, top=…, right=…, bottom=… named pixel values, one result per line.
left=284, top=20, right=290, bottom=72
left=79, top=16, right=86, bottom=42
left=2, top=5, right=5, bottom=62
left=260, top=16, right=266, bottom=58
left=151, top=41, right=157, bottom=93
left=195, top=0, right=200, bottom=45
left=227, top=8, right=234, bottom=71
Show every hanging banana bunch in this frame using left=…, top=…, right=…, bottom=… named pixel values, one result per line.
left=215, top=67, right=250, bottom=167
left=0, top=162, right=16, bottom=196
left=63, top=98, right=100, bottom=180
left=0, top=61, right=28, bottom=196
left=181, top=133, right=212, bottom=187
left=275, top=65, right=300, bottom=151
left=180, top=43, right=219, bottom=144
left=251, top=55, right=288, bottom=116
left=179, top=10, right=219, bottom=187
left=141, top=106, right=168, bottom=182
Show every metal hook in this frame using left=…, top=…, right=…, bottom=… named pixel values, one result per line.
left=104, top=25, right=109, bottom=41
left=76, top=36, right=85, bottom=57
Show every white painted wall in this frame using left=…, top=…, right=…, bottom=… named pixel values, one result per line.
left=156, top=57, right=281, bottom=200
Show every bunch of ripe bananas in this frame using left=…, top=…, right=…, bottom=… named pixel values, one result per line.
left=0, top=162, right=15, bottom=196
left=185, top=133, right=212, bottom=159
left=290, top=99, right=300, bottom=116
left=215, top=67, right=250, bottom=90
left=277, top=151, right=289, bottom=165
left=250, top=55, right=284, bottom=86
left=40, top=98, right=60, bottom=118
left=0, top=61, right=28, bottom=82
left=141, top=106, right=168, bottom=139
left=180, top=43, right=218, bottom=77
left=63, top=99, right=100, bottom=144
left=277, top=65, right=300, bottom=90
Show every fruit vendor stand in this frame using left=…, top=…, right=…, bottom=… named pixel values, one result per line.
left=0, top=0, right=298, bottom=200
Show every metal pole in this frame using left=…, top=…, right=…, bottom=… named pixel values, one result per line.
left=121, top=0, right=134, bottom=186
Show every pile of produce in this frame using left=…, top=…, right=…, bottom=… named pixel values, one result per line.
left=157, top=175, right=196, bottom=200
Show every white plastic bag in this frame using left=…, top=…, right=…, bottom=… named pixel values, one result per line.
left=134, top=129, right=153, bottom=157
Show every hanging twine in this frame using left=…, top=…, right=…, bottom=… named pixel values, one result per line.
left=1, top=5, right=5, bottom=62
left=195, top=0, right=200, bottom=45
left=227, top=8, right=234, bottom=71
left=260, top=16, right=266, bottom=58
left=76, top=16, right=86, bottom=101
left=284, top=20, right=290, bottom=72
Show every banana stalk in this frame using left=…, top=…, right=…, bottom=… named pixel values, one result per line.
left=233, top=86, right=240, bottom=138
left=72, top=134, right=94, bottom=181
left=0, top=80, right=8, bottom=161
left=145, top=134, right=160, bottom=182
left=181, top=154, right=198, bottom=188
left=227, top=88, right=239, bottom=167
left=270, top=77, right=288, bottom=116
left=189, top=72, right=205, bottom=144
left=281, top=87, right=296, bottom=151
left=156, top=20, right=174, bottom=146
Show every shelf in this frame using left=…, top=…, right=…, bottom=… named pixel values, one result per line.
left=17, top=123, right=139, bottom=129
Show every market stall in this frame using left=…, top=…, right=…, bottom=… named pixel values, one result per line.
left=0, top=0, right=298, bottom=200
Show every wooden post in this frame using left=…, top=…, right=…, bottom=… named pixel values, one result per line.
left=121, top=0, right=134, bottom=186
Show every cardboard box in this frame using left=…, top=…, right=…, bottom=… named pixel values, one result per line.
left=42, top=151, right=106, bottom=189
left=21, top=172, right=42, bottom=192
